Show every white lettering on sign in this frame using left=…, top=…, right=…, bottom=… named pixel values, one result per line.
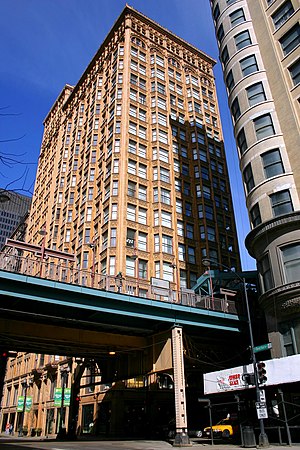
left=256, top=405, right=268, bottom=419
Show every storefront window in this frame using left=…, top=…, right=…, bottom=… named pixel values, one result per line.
left=82, top=404, right=94, bottom=434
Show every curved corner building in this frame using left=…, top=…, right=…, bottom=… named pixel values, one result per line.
left=210, top=0, right=300, bottom=358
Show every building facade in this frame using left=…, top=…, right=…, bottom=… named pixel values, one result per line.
left=0, top=5, right=248, bottom=439
left=0, top=190, right=31, bottom=250
left=0, top=353, right=110, bottom=437
left=210, top=0, right=300, bottom=358
left=26, top=5, right=240, bottom=294
left=0, top=352, right=179, bottom=438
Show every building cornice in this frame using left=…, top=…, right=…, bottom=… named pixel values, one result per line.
left=259, top=281, right=300, bottom=315
left=245, top=211, right=300, bottom=257
left=43, top=84, right=74, bottom=125
left=126, top=5, right=216, bottom=64
left=63, top=5, right=216, bottom=110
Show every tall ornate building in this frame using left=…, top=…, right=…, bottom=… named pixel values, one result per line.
left=26, top=5, right=240, bottom=293
left=210, top=0, right=300, bottom=357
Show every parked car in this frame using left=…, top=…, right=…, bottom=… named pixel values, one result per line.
left=204, top=417, right=239, bottom=438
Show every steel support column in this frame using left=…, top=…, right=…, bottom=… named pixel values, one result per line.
left=171, top=326, right=191, bottom=447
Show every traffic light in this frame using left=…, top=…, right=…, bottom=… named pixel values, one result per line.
left=0, top=351, right=9, bottom=402
left=1, top=351, right=17, bottom=360
left=242, top=372, right=255, bottom=385
left=257, top=361, right=267, bottom=384
left=1, top=351, right=8, bottom=367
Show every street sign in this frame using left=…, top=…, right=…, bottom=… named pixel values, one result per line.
left=64, top=388, right=71, bottom=406
left=253, top=343, right=272, bottom=353
left=256, top=402, right=268, bottom=419
left=17, top=396, right=24, bottom=412
left=257, top=407, right=268, bottom=419
left=54, top=388, right=62, bottom=407
left=259, top=389, right=266, bottom=403
left=25, top=396, right=32, bottom=412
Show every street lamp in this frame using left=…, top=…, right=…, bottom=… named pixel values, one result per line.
left=18, top=380, right=29, bottom=437
left=89, top=242, right=96, bottom=288
left=38, top=227, right=47, bottom=277
left=169, top=261, right=179, bottom=302
left=57, top=366, right=70, bottom=439
left=132, top=245, right=139, bottom=295
left=202, top=258, right=269, bottom=447
left=115, top=272, right=123, bottom=293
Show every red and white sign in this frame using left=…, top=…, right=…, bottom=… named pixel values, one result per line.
left=204, top=354, right=300, bottom=395
left=204, top=365, right=252, bottom=394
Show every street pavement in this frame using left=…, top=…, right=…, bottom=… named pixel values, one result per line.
left=1, top=434, right=300, bottom=450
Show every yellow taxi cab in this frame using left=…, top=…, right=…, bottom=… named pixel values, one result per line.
left=204, top=417, right=239, bottom=438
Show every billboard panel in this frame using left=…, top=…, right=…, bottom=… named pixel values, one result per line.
left=204, top=354, right=300, bottom=395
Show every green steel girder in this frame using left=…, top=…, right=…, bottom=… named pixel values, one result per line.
left=0, top=270, right=243, bottom=337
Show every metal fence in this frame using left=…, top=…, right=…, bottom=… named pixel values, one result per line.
left=0, top=252, right=238, bottom=315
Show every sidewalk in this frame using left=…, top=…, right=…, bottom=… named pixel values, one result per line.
left=1, top=433, right=300, bottom=449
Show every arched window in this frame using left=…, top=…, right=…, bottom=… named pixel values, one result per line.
left=131, top=36, right=146, bottom=48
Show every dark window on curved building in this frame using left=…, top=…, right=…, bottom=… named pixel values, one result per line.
left=281, top=243, right=300, bottom=284
left=221, top=46, right=229, bottom=65
left=217, top=24, right=225, bottom=42
left=262, top=149, right=284, bottom=178
left=279, top=23, right=300, bottom=56
left=243, top=163, right=254, bottom=193
left=235, top=30, right=252, bottom=50
left=226, top=70, right=235, bottom=92
left=231, top=97, right=241, bottom=121
left=240, top=54, right=258, bottom=76
left=213, top=3, right=220, bottom=21
left=270, top=189, right=293, bottom=217
left=246, top=82, right=266, bottom=106
left=230, top=8, right=245, bottom=27
left=280, top=326, right=296, bottom=356
left=237, top=128, right=247, bottom=154
left=254, top=113, right=275, bottom=140
left=250, top=203, right=262, bottom=227
left=259, top=253, right=274, bottom=292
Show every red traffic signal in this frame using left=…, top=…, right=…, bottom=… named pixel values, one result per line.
left=75, top=396, right=81, bottom=402
left=1, top=351, right=17, bottom=358
left=257, top=361, right=267, bottom=384
left=0, top=352, right=8, bottom=370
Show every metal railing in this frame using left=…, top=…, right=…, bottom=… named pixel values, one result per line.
left=0, top=252, right=238, bottom=315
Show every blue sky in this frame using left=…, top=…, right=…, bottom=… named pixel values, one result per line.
left=0, top=0, right=255, bottom=270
